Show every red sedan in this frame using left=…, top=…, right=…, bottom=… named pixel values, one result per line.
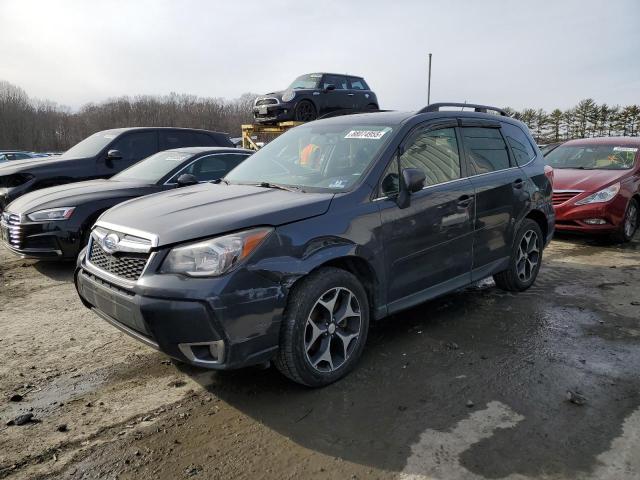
left=546, top=137, right=639, bottom=242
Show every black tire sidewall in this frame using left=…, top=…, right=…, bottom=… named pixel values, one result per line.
left=285, top=268, right=369, bottom=387
left=294, top=100, right=316, bottom=122
left=620, top=198, right=639, bottom=242
left=508, top=219, right=544, bottom=290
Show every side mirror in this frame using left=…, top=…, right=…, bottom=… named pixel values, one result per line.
left=396, top=168, right=426, bottom=209
left=403, top=168, right=426, bottom=193
left=176, top=173, right=199, bottom=187
left=107, top=149, right=123, bottom=160
left=323, top=84, right=336, bottom=93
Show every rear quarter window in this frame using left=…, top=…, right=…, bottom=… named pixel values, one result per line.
left=501, top=123, right=536, bottom=166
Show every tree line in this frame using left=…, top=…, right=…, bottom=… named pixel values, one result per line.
left=1, top=79, right=638, bottom=151
left=0, top=80, right=256, bottom=152
left=505, top=99, right=640, bottom=143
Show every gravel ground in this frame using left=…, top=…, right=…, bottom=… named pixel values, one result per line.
left=0, top=233, right=639, bottom=480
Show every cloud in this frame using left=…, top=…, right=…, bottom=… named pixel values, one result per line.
left=1, top=0, right=638, bottom=111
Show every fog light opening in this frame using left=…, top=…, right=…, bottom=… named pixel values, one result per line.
left=583, top=218, right=607, bottom=225
left=178, top=340, right=225, bottom=365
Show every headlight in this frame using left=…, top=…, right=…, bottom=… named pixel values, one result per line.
left=27, top=207, right=75, bottom=221
left=575, top=183, right=620, bottom=205
left=161, top=227, right=273, bottom=277
left=281, top=90, right=295, bottom=102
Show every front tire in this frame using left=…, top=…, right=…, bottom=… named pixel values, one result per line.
left=612, top=198, right=638, bottom=243
left=494, top=219, right=543, bottom=292
left=275, top=267, right=369, bottom=387
left=294, top=100, right=317, bottom=122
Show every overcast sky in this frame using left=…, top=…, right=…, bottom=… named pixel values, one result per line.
left=1, top=0, right=638, bottom=112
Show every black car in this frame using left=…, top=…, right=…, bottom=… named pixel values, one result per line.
left=1, top=147, right=251, bottom=260
left=253, top=72, right=379, bottom=123
left=76, top=103, right=554, bottom=387
left=0, top=127, right=233, bottom=211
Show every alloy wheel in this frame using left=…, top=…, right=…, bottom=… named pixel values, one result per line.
left=516, top=230, right=540, bottom=282
left=296, top=103, right=316, bottom=122
left=624, top=202, right=638, bottom=238
left=304, top=287, right=361, bottom=373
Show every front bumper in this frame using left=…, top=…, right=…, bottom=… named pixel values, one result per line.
left=554, top=196, right=626, bottom=234
left=75, top=251, right=286, bottom=370
left=252, top=103, right=295, bottom=123
left=0, top=215, right=80, bottom=259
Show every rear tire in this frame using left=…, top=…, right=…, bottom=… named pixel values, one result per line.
left=294, top=101, right=317, bottom=122
left=366, top=103, right=378, bottom=110
left=494, top=219, right=543, bottom=292
left=612, top=198, right=638, bottom=243
left=275, top=267, right=369, bottom=387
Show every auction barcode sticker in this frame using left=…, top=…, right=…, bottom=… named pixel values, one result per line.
left=613, top=147, right=638, bottom=152
left=344, top=130, right=387, bottom=140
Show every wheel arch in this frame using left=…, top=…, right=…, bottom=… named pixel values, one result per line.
left=525, top=208, right=549, bottom=242
left=289, top=254, right=382, bottom=321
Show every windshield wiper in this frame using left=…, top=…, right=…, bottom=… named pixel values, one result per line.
left=211, top=178, right=230, bottom=185
left=253, top=182, right=304, bottom=193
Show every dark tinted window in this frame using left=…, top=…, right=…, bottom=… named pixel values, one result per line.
left=111, top=131, right=158, bottom=161
left=171, top=153, right=249, bottom=182
left=349, top=78, right=368, bottom=90
left=380, top=157, right=400, bottom=197
left=400, top=127, right=461, bottom=186
left=160, top=131, right=196, bottom=150
left=462, top=127, right=510, bottom=174
left=323, top=75, right=348, bottom=90
left=501, top=123, right=536, bottom=166
left=194, top=132, right=217, bottom=146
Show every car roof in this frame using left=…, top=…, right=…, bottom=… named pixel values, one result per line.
left=562, top=137, right=640, bottom=147
left=96, top=127, right=230, bottom=135
left=166, top=146, right=253, bottom=155
left=306, top=72, right=365, bottom=79
left=304, top=109, right=524, bottom=128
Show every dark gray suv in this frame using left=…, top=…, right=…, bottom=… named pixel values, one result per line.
left=75, top=103, right=554, bottom=387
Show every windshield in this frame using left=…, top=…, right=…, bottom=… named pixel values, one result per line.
left=225, top=123, right=394, bottom=192
left=61, top=131, right=118, bottom=159
left=287, top=74, right=322, bottom=90
left=546, top=144, right=638, bottom=170
left=113, top=150, right=193, bottom=183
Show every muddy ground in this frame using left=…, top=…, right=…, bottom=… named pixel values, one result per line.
left=0, top=233, right=639, bottom=480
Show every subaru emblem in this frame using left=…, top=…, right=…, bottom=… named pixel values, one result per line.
left=102, top=233, right=120, bottom=253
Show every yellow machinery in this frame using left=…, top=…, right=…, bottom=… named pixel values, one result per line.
left=241, top=121, right=304, bottom=150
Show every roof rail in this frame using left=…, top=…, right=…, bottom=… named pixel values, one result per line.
left=418, top=102, right=509, bottom=116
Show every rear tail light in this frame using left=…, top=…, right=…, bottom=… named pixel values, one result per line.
left=544, top=165, right=554, bottom=187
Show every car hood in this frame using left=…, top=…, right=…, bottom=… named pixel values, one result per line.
left=7, top=179, right=151, bottom=214
left=552, top=168, right=630, bottom=192
left=99, top=183, right=334, bottom=247
left=261, top=89, right=314, bottom=101
left=0, top=155, right=90, bottom=176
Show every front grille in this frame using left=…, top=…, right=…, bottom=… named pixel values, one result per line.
left=1, top=211, right=22, bottom=248
left=88, top=241, right=149, bottom=282
left=255, top=98, right=278, bottom=106
left=552, top=191, right=582, bottom=206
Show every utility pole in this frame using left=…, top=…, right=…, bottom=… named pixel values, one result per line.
left=427, top=53, right=432, bottom=105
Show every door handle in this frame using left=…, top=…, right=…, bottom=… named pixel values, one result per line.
left=347, top=93, right=355, bottom=96
left=513, top=178, right=524, bottom=189
left=457, top=194, right=474, bottom=207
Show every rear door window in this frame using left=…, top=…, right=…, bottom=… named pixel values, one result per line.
left=461, top=127, right=510, bottom=174
left=501, top=123, right=536, bottom=166
left=160, top=131, right=197, bottom=150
